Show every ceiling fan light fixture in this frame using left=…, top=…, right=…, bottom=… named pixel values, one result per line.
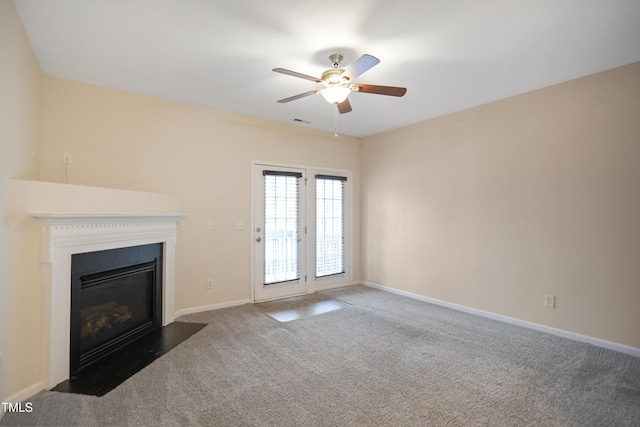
left=320, top=85, right=351, bottom=104
left=274, top=53, right=406, bottom=112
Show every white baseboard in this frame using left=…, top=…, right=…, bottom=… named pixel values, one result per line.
left=362, top=281, right=640, bottom=358
left=3, top=381, right=44, bottom=405
left=174, top=299, right=251, bottom=318
left=310, top=280, right=360, bottom=294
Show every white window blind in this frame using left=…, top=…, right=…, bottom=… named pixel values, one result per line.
left=315, top=175, right=346, bottom=277
left=263, top=171, right=302, bottom=285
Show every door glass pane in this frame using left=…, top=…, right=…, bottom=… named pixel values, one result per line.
left=264, top=173, right=301, bottom=285
left=316, top=176, right=345, bottom=277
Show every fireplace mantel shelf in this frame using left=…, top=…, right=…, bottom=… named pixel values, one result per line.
left=32, top=213, right=187, bottom=227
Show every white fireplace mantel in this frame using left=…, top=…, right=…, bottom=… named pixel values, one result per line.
left=32, top=213, right=186, bottom=389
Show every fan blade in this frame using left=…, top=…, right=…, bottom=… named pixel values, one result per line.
left=341, top=54, right=380, bottom=81
left=353, top=84, right=407, bottom=97
left=277, top=90, right=320, bottom=103
left=337, top=98, right=352, bottom=114
left=273, top=68, right=322, bottom=83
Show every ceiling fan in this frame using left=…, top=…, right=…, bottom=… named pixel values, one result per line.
left=273, top=54, right=407, bottom=114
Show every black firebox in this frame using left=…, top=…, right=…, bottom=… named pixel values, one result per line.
left=70, top=243, right=163, bottom=375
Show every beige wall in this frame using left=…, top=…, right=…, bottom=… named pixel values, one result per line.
left=38, top=76, right=363, bottom=309
left=0, top=0, right=42, bottom=402
left=362, top=62, right=640, bottom=348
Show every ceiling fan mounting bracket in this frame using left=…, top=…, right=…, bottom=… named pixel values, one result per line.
left=329, top=54, right=343, bottom=67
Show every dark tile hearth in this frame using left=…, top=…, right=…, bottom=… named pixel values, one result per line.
left=52, top=321, right=206, bottom=397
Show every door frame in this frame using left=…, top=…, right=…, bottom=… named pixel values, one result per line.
left=251, top=160, right=353, bottom=302
left=252, top=163, right=307, bottom=302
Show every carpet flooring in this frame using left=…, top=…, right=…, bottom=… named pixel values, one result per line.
left=2, top=285, right=639, bottom=426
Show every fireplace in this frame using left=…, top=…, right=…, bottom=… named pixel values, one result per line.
left=70, top=243, right=163, bottom=374
left=32, top=213, right=185, bottom=389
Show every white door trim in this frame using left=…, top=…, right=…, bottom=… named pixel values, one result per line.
left=251, top=160, right=353, bottom=302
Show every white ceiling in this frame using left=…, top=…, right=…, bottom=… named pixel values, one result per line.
left=13, top=0, right=640, bottom=138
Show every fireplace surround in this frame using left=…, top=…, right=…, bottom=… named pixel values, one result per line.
left=32, top=213, right=185, bottom=389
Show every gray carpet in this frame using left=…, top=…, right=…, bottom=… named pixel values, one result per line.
left=2, top=285, right=639, bottom=426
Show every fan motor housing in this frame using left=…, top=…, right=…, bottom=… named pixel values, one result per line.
left=321, top=68, right=348, bottom=86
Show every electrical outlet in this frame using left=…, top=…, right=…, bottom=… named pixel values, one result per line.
left=544, top=294, right=556, bottom=308
left=207, top=220, right=214, bottom=231
left=234, top=220, right=244, bottom=230
left=63, top=153, right=72, bottom=164
left=206, top=279, right=213, bottom=289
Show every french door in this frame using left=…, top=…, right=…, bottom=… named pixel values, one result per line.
left=253, top=162, right=351, bottom=302
left=253, top=165, right=306, bottom=301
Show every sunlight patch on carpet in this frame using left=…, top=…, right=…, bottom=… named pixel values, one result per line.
left=256, top=294, right=349, bottom=322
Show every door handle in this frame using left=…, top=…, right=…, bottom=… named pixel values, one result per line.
left=256, top=237, right=262, bottom=242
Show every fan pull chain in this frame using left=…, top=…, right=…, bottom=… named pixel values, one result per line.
left=333, top=104, right=339, bottom=138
